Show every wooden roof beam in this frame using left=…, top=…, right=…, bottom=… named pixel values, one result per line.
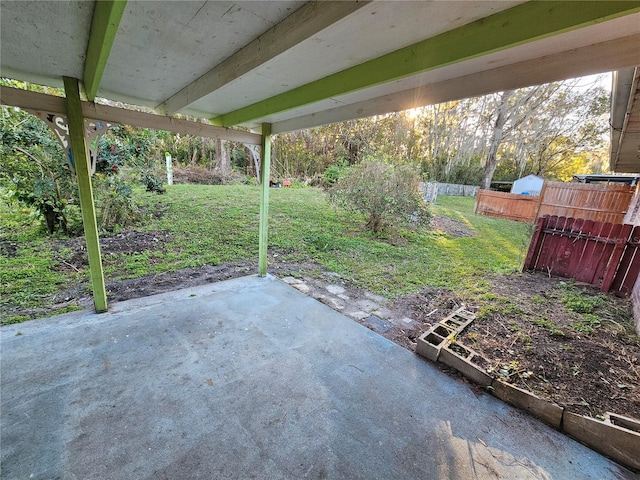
left=0, top=86, right=261, bottom=145
left=213, top=1, right=640, bottom=127
left=272, top=33, right=640, bottom=134
left=84, top=0, right=127, bottom=101
left=159, top=1, right=369, bottom=116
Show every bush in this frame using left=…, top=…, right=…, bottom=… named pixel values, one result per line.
left=329, top=160, right=430, bottom=233
left=93, top=175, right=141, bottom=232
left=323, top=160, right=350, bottom=187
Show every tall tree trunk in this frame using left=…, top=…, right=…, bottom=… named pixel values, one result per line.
left=481, top=90, right=514, bottom=190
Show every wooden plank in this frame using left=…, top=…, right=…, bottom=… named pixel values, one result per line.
left=523, top=216, right=547, bottom=270
left=620, top=228, right=640, bottom=294
left=563, top=411, right=640, bottom=470
left=592, top=222, right=622, bottom=288
left=258, top=123, right=272, bottom=277
left=572, top=219, right=595, bottom=283
left=491, top=380, right=564, bottom=429
left=0, top=85, right=261, bottom=145
left=551, top=217, right=575, bottom=276
left=161, top=1, right=370, bottom=115
left=565, top=217, right=587, bottom=279
left=63, top=77, right=107, bottom=313
left=576, top=221, right=610, bottom=284
left=614, top=247, right=640, bottom=295
left=601, top=224, right=632, bottom=291
left=537, top=216, right=561, bottom=272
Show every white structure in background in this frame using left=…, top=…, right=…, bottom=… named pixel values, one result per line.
left=165, top=153, right=173, bottom=185
left=511, top=174, right=544, bottom=196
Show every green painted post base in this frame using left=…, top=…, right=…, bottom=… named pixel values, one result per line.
left=258, top=123, right=272, bottom=277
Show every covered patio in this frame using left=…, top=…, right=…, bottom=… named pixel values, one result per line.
left=2, top=1, right=640, bottom=477
left=2, top=275, right=636, bottom=479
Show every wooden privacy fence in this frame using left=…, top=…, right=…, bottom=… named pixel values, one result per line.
left=523, top=215, right=640, bottom=296
left=474, top=190, right=539, bottom=222
left=475, top=181, right=635, bottom=223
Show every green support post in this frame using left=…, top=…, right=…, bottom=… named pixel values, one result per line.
left=63, top=77, right=108, bottom=312
left=258, top=123, right=272, bottom=277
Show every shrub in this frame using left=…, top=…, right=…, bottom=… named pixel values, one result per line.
left=329, top=160, right=430, bottom=233
left=93, top=175, right=141, bottom=232
left=323, top=160, right=350, bottom=187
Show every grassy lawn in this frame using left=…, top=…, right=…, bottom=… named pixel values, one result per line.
left=1, top=184, right=531, bottom=321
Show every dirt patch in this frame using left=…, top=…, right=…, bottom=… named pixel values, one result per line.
left=430, top=214, right=475, bottom=237
left=390, top=273, right=640, bottom=420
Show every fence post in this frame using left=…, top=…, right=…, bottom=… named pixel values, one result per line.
left=534, top=181, right=548, bottom=220
left=601, top=224, right=633, bottom=292
left=523, top=216, right=547, bottom=270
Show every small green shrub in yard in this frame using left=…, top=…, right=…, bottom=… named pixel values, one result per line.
left=329, top=160, right=430, bottom=233
left=93, top=175, right=142, bottom=232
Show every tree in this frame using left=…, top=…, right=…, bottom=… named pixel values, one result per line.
left=329, top=160, right=429, bottom=233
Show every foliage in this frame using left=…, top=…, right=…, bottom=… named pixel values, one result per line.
left=323, top=159, right=351, bottom=187
left=0, top=106, right=80, bottom=234
left=329, top=160, right=430, bottom=233
left=93, top=175, right=141, bottom=232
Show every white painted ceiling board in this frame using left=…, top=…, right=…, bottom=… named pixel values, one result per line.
left=99, top=0, right=304, bottom=102
left=0, top=1, right=94, bottom=86
left=186, top=0, right=523, bottom=116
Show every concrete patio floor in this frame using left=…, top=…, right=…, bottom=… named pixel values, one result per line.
left=1, top=275, right=636, bottom=479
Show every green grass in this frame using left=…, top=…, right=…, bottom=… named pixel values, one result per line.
left=1, top=185, right=532, bottom=321
left=133, top=186, right=529, bottom=295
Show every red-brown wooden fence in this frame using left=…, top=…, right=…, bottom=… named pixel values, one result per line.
left=523, top=215, right=640, bottom=296
left=538, top=182, right=634, bottom=224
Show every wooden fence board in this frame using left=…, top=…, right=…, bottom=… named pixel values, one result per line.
left=552, top=217, right=574, bottom=276
left=565, top=218, right=587, bottom=279
left=602, top=224, right=633, bottom=291
left=611, top=225, right=640, bottom=295
left=474, top=190, right=539, bottom=222
left=524, top=216, right=640, bottom=296
left=536, top=216, right=561, bottom=271
left=523, top=217, right=545, bottom=269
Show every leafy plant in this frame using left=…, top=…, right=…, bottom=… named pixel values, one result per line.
left=533, top=317, right=565, bottom=336
left=93, top=175, right=141, bottom=232
left=573, top=313, right=601, bottom=335
left=329, top=160, right=430, bottom=233
left=323, top=159, right=351, bottom=187
left=0, top=106, right=80, bottom=234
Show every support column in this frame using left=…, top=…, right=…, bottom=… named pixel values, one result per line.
left=63, top=77, right=108, bottom=312
left=258, top=123, right=272, bottom=277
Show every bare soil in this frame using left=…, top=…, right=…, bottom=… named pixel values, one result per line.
left=390, top=274, right=640, bottom=420
left=7, top=214, right=639, bottom=422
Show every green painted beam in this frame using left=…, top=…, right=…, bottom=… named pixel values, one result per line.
left=63, top=76, right=108, bottom=313
left=258, top=123, right=272, bottom=277
left=213, top=1, right=640, bottom=127
left=84, top=0, right=127, bottom=101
